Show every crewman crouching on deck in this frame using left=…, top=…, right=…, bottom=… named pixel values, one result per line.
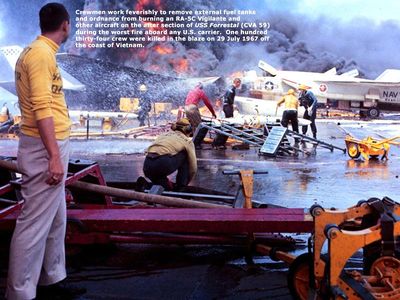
left=143, top=118, right=197, bottom=190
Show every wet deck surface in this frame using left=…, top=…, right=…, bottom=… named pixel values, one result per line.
left=1, top=119, right=400, bottom=299
left=80, top=120, right=400, bottom=209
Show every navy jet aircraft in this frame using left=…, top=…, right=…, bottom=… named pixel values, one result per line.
left=235, top=60, right=400, bottom=118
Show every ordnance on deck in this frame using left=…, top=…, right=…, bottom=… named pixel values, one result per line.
left=345, top=135, right=400, bottom=161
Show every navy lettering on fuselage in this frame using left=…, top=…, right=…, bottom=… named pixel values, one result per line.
left=382, top=90, right=400, bottom=102
left=383, top=91, right=398, bottom=98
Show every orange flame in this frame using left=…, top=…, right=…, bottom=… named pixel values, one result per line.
left=229, top=71, right=244, bottom=79
left=154, top=44, right=174, bottom=55
left=120, top=0, right=197, bottom=76
left=148, top=65, right=162, bottom=72
left=170, top=58, right=189, bottom=74
left=134, top=0, right=168, bottom=37
left=135, top=0, right=163, bottom=10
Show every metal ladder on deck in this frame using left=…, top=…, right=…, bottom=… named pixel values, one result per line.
left=193, top=120, right=265, bottom=146
left=194, top=120, right=346, bottom=156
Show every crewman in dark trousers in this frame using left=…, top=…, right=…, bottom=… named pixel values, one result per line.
left=298, top=84, right=318, bottom=139
left=143, top=118, right=197, bottom=190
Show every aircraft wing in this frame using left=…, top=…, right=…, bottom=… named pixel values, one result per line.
left=0, top=46, right=86, bottom=91
left=282, top=78, right=299, bottom=87
left=282, top=78, right=313, bottom=89
left=314, top=79, right=400, bottom=86
left=340, top=69, right=359, bottom=77
left=258, top=60, right=278, bottom=76
left=183, top=76, right=220, bottom=86
left=324, top=67, right=336, bottom=75
left=59, top=69, right=86, bottom=91
left=315, top=68, right=400, bottom=86
left=283, top=77, right=400, bottom=89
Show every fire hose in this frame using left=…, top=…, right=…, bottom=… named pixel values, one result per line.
left=0, top=159, right=229, bottom=209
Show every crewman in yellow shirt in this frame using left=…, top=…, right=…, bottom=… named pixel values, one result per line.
left=276, top=89, right=299, bottom=133
left=6, top=3, right=85, bottom=300
left=143, top=118, right=197, bottom=190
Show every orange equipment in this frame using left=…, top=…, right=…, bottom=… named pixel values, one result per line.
left=345, top=135, right=400, bottom=160
left=287, top=197, right=400, bottom=299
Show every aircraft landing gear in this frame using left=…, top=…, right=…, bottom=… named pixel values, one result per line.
left=367, top=107, right=380, bottom=118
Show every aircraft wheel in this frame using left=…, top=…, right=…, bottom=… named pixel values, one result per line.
left=347, top=142, right=360, bottom=159
left=287, top=253, right=313, bottom=300
left=367, top=107, right=380, bottom=118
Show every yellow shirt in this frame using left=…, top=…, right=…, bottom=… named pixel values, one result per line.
left=277, top=94, right=299, bottom=110
left=15, top=35, right=71, bottom=139
left=146, top=130, right=197, bottom=182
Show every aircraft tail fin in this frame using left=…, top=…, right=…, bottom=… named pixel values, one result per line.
left=0, top=46, right=23, bottom=70
left=258, top=60, right=278, bottom=76
left=341, top=69, right=359, bottom=77
left=375, top=69, right=400, bottom=82
left=324, top=67, right=336, bottom=75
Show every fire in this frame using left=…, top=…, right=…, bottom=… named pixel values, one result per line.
left=142, top=42, right=189, bottom=75
left=135, top=0, right=165, bottom=34
left=135, top=0, right=163, bottom=10
left=148, top=65, right=162, bottom=72
left=229, top=71, right=244, bottom=79
left=171, top=58, right=189, bottom=74
left=154, top=44, right=174, bottom=55
left=74, top=0, right=216, bottom=76
left=137, top=48, right=149, bottom=61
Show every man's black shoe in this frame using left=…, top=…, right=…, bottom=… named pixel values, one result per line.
left=37, top=280, right=86, bottom=299
left=136, top=176, right=151, bottom=192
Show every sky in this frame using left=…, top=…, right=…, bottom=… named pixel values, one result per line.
left=297, top=0, right=400, bottom=23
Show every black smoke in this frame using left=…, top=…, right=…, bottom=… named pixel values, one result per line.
left=1, top=1, right=400, bottom=85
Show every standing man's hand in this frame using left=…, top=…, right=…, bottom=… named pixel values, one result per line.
left=212, top=113, right=217, bottom=118
left=46, top=155, right=64, bottom=185
left=37, top=117, right=64, bottom=185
